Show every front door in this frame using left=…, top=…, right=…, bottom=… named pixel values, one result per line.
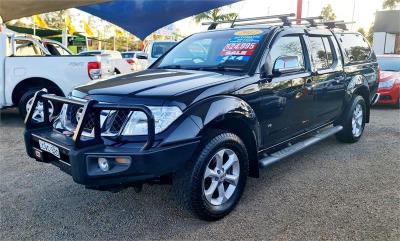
left=253, top=34, right=314, bottom=147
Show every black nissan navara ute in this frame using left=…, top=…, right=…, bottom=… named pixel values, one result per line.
left=24, top=14, right=379, bottom=221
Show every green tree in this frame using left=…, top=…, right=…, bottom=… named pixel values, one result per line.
left=357, top=27, right=366, bottom=37
left=383, top=0, right=400, bottom=9
left=357, top=25, right=374, bottom=44
left=366, top=24, right=374, bottom=44
left=321, top=4, right=336, bottom=21
left=194, top=7, right=238, bottom=23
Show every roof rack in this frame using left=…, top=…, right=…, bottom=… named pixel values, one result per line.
left=202, top=13, right=295, bottom=30
left=321, top=20, right=355, bottom=30
left=202, top=13, right=354, bottom=30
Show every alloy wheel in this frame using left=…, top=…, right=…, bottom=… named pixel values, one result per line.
left=351, top=103, right=363, bottom=137
left=26, top=97, right=54, bottom=122
left=202, top=148, right=240, bottom=206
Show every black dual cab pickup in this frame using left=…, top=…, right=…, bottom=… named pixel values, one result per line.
left=24, top=14, right=379, bottom=220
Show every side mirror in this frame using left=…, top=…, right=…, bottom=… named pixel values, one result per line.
left=137, top=54, right=148, bottom=60
left=272, top=56, right=302, bottom=76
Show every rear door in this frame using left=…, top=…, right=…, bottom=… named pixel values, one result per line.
left=306, top=31, right=346, bottom=125
left=336, top=33, right=378, bottom=101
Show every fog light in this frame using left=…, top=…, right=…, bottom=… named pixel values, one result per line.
left=98, top=158, right=110, bottom=172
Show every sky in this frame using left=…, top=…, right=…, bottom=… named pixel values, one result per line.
left=176, top=0, right=386, bottom=35
left=9, top=0, right=389, bottom=39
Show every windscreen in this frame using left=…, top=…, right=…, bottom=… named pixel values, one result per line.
left=122, top=53, right=135, bottom=58
left=79, top=51, right=101, bottom=56
left=153, top=29, right=268, bottom=72
left=377, top=57, right=400, bottom=72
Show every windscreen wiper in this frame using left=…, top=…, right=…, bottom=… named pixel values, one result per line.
left=199, top=65, right=244, bottom=72
left=157, top=65, right=182, bottom=69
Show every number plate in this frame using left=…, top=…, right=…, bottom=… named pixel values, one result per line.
left=39, top=140, right=60, bottom=158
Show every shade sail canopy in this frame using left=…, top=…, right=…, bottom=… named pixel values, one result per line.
left=79, top=0, right=241, bottom=39
left=0, top=0, right=109, bottom=22
left=0, top=0, right=241, bottom=40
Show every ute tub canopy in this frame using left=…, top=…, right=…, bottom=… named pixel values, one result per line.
left=0, top=0, right=241, bottom=39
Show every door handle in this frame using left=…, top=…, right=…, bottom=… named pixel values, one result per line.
left=305, top=78, right=313, bottom=91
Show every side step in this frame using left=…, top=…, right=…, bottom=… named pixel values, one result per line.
left=259, top=125, right=343, bottom=168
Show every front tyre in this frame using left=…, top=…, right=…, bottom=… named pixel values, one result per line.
left=336, top=95, right=366, bottom=143
left=173, top=131, right=249, bottom=221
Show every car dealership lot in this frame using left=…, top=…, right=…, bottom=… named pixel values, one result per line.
left=0, top=108, right=399, bottom=241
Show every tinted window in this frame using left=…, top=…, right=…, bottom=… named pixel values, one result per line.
left=122, top=53, right=135, bottom=58
left=377, top=57, right=400, bottom=72
left=269, top=36, right=305, bottom=69
left=309, top=36, right=334, bottom=69
left=45, top=43, right=71, bottom=56
left=79, top=51, right=101, bottom=56
left=323, top=37, right=333, bottom=65
left=151, top=42, right=176, bottom=58
left=338, top=33, right=371, bottom=63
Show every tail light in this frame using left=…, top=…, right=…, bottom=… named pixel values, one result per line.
left=126, top=59, right=135, bottom=65
left=88, top=61, right=102, bottom=80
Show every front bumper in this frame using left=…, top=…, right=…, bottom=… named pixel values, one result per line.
left=23, top=92, right=199, bottom=189
left=24, top=128, right=199, bottom=188
left=377, top=87, right=400, bottom=105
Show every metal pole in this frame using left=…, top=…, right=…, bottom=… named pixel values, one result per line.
left=33, top=17, right=36, bottom=36
left=351, top=0, right=356, bottom=30
left=0, top=15, right=4, bottom=33
left=126, top=34, right=129, bottom=51
left=296, top=0, right=303, bottom=24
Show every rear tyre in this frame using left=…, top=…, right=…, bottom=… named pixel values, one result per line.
left=18, top=89, right=59, bottom=121
left=336, top=95, right=366, bottom=143
left=173, top=130, right=249, bottom=221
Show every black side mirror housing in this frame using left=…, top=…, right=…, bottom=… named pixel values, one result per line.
left=137, top=54, right=148, bottom=60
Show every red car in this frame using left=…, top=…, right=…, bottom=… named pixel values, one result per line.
left=377, top=55, right=400, bottom=108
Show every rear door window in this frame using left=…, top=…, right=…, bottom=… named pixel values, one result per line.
left=309, top=36, right=334, bottom=70
left=338, top=33, right=371, bottom=63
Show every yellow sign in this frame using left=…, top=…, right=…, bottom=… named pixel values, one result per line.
left=115, top=28, right=124, bottom=37
left=65, top=15, right=75, bottom=35
left=33, top=15, right=48, bottom=29
left=234, top=29, right=263, bottom=36
left=83, top=21, right=94, bottom=37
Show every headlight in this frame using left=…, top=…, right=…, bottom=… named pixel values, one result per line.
left=379, top=79, right=395, bottom=88
left=122, top=106, right=182, bottom=135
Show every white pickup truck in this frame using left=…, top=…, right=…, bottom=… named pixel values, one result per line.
left=78, top=50, right=133, bottom=74
left=0, top=30, right=115, bottom=120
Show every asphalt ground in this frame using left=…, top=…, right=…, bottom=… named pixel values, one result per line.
left=0, top=107, right=399, bottom=241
